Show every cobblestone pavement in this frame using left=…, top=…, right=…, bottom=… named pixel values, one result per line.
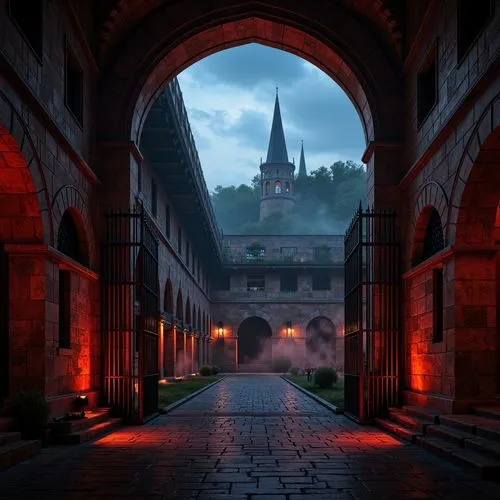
left=1, top=376, right=500, bottom=499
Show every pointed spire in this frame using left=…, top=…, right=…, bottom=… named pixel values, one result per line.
left=266, top=88, right=289, bottom=163
left=298, top=140, right=307, bottom=177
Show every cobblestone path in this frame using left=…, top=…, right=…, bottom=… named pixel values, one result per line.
left=1, top=376, right=500, bottom=499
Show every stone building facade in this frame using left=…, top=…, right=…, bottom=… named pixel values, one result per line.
left=213, top=235, right=344, bottom=372
left=0, top=0, right=498, bottom=428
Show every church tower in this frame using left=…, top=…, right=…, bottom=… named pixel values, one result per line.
left=259, top=89, right=295, bottom=221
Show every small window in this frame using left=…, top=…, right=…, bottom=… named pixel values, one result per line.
left=177, top=227, right=182, bottom=254
left=281, top=247, right=297, bottom=262
left=457, top=0, right=494, bottom=63
left=65, top=41, right=84, bottom=126
left=432, top=268, right=444, bottom=343
left=165, top=205, right=170, bottom=238
left=151, top=179, right=157, bottom=217
left=417, top=43, right=437, bottom=128
left=422, top=210, right=445, bottom=262
left=8, top=0, right=43, bottom=61
left=247, top=274, right=265, bottom=292
left=312, top=273, right=331, bottom=291
left=274, top=181, right=281, bottom=194
left=285, top=182, right=290, bottom=194
left=59, top=270, right=71, bottom=349
left=280, top=274, right=298, bottom=292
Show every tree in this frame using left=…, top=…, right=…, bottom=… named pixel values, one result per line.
left=210, top=160, right=366, bottom=235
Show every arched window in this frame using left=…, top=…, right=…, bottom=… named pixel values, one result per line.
left=284, top=182, right=290, bottom=194
left=265, top=181, right=270, bottom=196
left=422, top=210, right=444, bottom=262
left=57, top=210, right=87, bottom=266
left=274, top=181, right=281, bottom=194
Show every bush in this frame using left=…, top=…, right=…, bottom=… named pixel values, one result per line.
left=289, top=366, right=300, bottom=376
left=211, top=365, right=220, bottom=375
left=9, top=388, right=50, bottom=438
left=313, top=367, right=338, bottom=389
left=199, top=365, right=212, bottom=376
left=272, top=356, right=292, bottom=373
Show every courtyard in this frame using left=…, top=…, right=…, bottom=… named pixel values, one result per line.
left=1, top=376, right=500, bottom=500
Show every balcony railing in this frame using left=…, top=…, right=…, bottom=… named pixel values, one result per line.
left=163, top=78, right=224, bottom=254
left=222, top=247, right=343, bottom=266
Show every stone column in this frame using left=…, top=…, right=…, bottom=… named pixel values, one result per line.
left=183, top=330, right=188, bottom=375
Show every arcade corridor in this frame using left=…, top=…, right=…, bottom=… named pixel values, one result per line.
left=1, top=376, right=500, bottom=500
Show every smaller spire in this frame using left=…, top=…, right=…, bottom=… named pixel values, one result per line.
left=298, top=140, right=307, bottom=178
left=276, top=86, right=278, bottom=96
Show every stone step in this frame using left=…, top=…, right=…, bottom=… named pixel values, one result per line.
left=426, top=424, right=474, bottom=446
left=0, top=439, right=41, bottom=472
left=388, top=408, right=433, bottom=432
left=441, top=414, right=500, bottom=441
left=375, top=417, right=422, bottom=443
left=473, top=405, right=500, bottom=420
left=0, top=432, right=22, bottom=446
left=417, top=435, right=500, bottom=480
left=54, top=418, right=121, bottom=445
left=50, top=408, right=111, bottom=435
left=465, top=435, right=500, bottom=461
left=401, top=405, right=440, bottom=424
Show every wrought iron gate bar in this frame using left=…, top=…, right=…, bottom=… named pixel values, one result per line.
left=344, top=205, right=401, bottom=423
left=101, top=204, right=160, bottom=423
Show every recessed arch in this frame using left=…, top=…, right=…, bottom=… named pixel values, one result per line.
left=175, top=289, right=183, bottom=322
left=164, top=279, right=174, bottom=313
left=52, top=185, right=95, bottom=268
left=97, top=2, right=403, bottom=147
left=56, top=209, right=90, bottom=267
left=237, top=316, right=273, bottom=366
left=0, top=90, right=52, bottom=245
left=305, top=316, right=336, bottom=366
left=185, top=297, right=191, bottom=325
left=411, top=206, right=445, bottom=266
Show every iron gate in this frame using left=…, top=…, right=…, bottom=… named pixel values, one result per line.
left=344, top=206, right=401, bottom=423
left=101, top=203, right=159, bottom=423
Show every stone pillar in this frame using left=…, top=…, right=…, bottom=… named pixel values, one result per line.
left=164, top=323, right=175, bottom=377
left=175, top=326, right=184, bottom=377
left=183, top=330, right=188, bottom=375
left=7, top=252, right=48, bottom=395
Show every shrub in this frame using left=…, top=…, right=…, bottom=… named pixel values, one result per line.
left=289, top=366, right=300, bottom=376
left=313, top=367, right=338, bottom=389
left=272, top=355, right=292, bottom=373
left=211, top=365, right=220, bottom=375
left=199, top=365, right=212, bottom=376
left=9, top=388, right=49, bottom=438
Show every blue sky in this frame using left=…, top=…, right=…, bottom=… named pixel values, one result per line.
left=177, top=43, right=365, bottom=191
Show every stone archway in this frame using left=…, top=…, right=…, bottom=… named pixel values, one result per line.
left=164, top=279, right=174, bottom=314
left=97, top=2, right=403, bottom=153
left=0, top=92, right=52, bottom=406
left=237, top=316, right=273, bottom=370
left=305, top=316, right=336, bottom=367
left=450, top=119, right=500, bottom=404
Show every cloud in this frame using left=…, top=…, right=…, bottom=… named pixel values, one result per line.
left=176, top=43, right=365, bottom=191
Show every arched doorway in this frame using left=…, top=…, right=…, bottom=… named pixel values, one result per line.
left=305, top=316, right=336, bottom=367
left=237, top=316, right=272, bottom=370
left=449, top=116, right=500, bottom=403
left=0, top=100, right=49, bottom=406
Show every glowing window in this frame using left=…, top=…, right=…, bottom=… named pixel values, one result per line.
left=275, top=181, right=281, bottom=194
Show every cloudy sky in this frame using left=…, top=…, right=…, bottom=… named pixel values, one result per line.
left=177, top=43, right=365, bottom=191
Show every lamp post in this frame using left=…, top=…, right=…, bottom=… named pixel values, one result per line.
left=285, top=321, right=293, bottom=339
left=217, top=321, right=224, bottom=340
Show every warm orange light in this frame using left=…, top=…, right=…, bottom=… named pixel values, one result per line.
left=285, top=321, right=293, bottom=338
left=217, top=321, right=224, bottom=338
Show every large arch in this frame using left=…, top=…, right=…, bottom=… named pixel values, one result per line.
left=0, top=95, right=50, bottom=404
left=448, top=120, right=500, bottom=403
left=175, top=289, right=183, bottom=322
left=305, top=316, right=336, bottom=367
left=237, top=316, right=273, bottom=367
left=97, top=2, right=403, bottom=147
left=185, top=297, right=191, bottom=326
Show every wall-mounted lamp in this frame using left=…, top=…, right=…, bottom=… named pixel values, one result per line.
left=217, top=321, right=224, bottom=339
left=285, top=321, right=292, bottom=338
left=74, top=394, right=89, bottom=417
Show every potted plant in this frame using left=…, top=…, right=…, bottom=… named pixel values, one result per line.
left=9, top=388, right=50, bottom=445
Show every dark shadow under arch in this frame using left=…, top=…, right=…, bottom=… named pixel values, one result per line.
left=237, top=316, right=272, bottom=365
